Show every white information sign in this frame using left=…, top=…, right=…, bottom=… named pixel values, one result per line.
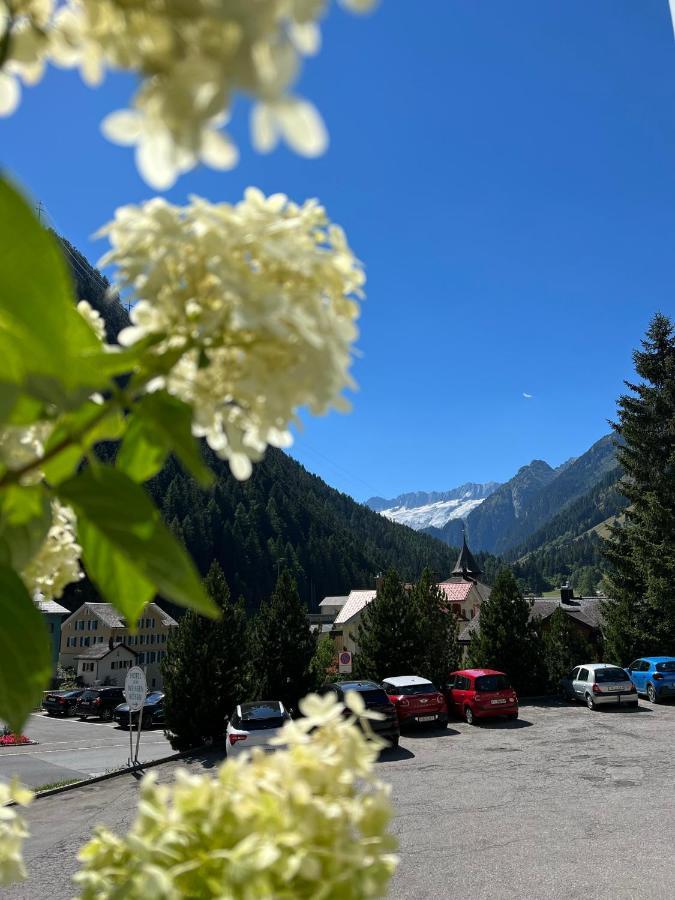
left=124, top=666, right=148, bottom=712
left=338, top=650, right=353, bottom=674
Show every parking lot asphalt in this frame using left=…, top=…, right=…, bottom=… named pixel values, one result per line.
left=0, top=712, right=174, bottom=788
left=3, top=699, right=675, bottom=899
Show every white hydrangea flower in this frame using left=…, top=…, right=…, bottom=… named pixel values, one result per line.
left=74, top=694, right=397, bottom=898
left=76, top=299, right=106, bottom=341
left=0, top=780, right=32, bottom=886
left=0, top=422, right=53, bottom=485
left=20, top=500, right=83, bottom=599
left=0, top=1, right=54, bottom=117
left=98, top=188, right=364, bottom=479
left=1, top=1, right=376, bottom=185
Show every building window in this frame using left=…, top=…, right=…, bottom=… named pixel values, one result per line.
left=92, top=620, right=98, bottom=631
left=84, top=636, right=90, bottom=647
left=111, top=661, right=117, bottom=670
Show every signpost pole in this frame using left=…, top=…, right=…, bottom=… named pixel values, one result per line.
left=134, top=706, right=142, bottom=764
left=124, top=666, right=148, bottom=769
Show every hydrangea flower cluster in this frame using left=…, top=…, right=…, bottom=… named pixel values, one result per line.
left=74, top=692, right=398, bottom=899
left=99, top=188, right=364, bottom=480
left=0, top=1, right=378, bottom=187
left=20, top=500, right=83, bottom=599
left=0, top=1, right=53, bottom=117
left=0, top=779, right=32, bottom=886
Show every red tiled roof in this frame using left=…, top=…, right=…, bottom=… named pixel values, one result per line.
left=437, top=582, right=473, bottom=604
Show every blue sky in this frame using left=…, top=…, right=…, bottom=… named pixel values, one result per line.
left=3, top=1, right=675, bottom=502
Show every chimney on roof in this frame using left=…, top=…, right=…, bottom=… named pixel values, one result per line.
left=560, top=582, right=574, bottom=605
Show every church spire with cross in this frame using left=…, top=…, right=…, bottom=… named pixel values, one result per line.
left=451, top=529, right=482, bottom=581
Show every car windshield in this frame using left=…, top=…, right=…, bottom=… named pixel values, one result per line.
left=475, top=675, right=510, bottom=692
left=656, top=662, right=675, bottom=673
left=387, top=683, right=435, bottom=695
left=595, top=668, right=630, bottom=683
left=239, top=702, right=285, bottom=730
left=145, top=692, right=164, bottom=703
left=80, top=690, right=97, bottom=700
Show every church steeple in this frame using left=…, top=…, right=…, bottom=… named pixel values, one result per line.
left=451, top=532, right=482, bottom=581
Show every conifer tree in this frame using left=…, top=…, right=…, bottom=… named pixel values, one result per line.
left=355, top=569, right=424, bottom=681
left=309, top=635, right=338, bottom=689
left=162, top=561, right=248, bottom=750
left=411, top=568, right=460, bottom=687
left=248, top=570, right=315, bottom=711
left=467, top=568, right=544, bottom=694
left=603, top=314, right=675, bottom=662
left=541, top=607, right=594, bottom=692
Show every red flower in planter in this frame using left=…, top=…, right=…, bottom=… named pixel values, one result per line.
left=0, top=733, right=36, bottom=746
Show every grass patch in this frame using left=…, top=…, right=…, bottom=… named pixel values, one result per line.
left=35, top=778, right=81, bottom=793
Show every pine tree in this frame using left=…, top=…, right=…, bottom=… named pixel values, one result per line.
left=162, top=561, right=248, bottom=750
left=248, top=570, right=315, bottom=711
left=355, top=569, right=424, bottom=681
left=309, top=635, right=337, bottom=689
left=467, top=568, right=544, bottom=694
left=603, top=314, right=675, bottom=663
left=541, top=607, right=594, bottom=692
left=411, top=568, right=460, bottom=687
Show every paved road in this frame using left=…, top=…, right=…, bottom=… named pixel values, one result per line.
left=0, top=712, right=173, bottom=788
left=4, top=699, right=675, bottom=899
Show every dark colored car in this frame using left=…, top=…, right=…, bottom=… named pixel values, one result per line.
left=75, top=687, right=126, bottom=721
left=318, top=680, right=400, bottom=747
left=113, top=692, right=165, bottom=729
left=445, top=669, right=519, bottom=725
left=42, top=689, right=84, bottom=717
left=627, top=657, right=675, bottom=703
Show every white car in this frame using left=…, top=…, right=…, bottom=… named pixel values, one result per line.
left=561, top=663, right=638, bottom=710
left=226, top=700, right=291, bottom=756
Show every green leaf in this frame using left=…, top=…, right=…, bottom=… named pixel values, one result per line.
left=119, top=392, right=213, bottom=487
left=0, top=565, right=52, bottom=734
left=0, top=179, right=118, bottom=403
left=42, top=401, right=126, bottom=486
left=57, top=466, right=217, bottom=619
left=77, top=517, right=155, bottom=624
left=116, top=414, right=170, bottom=483
left=0, top=485, right=51, bottom=571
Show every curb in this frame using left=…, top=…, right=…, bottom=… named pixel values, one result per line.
left=18, top=744, right=212, bottom=803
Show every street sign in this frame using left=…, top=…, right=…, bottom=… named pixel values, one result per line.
left=338, top=650, right=353, bottom=674
left=124, top=666, right=147, bottom=712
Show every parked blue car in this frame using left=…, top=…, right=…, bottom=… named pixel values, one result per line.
left=626, top=657, right=675, bottom=703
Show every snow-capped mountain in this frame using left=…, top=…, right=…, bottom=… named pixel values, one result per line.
left=366, top=483, right=500, bottom=531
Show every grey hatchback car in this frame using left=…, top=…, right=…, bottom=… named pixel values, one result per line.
left=561, top=663, right=638, bottom=710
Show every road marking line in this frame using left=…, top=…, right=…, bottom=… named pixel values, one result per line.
left=0, top=742, right=168, bottom=758
left=31, top=714, right=119, bottom=730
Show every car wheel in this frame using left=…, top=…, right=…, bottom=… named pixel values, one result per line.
left=101, top=708, right=113, bottom=721
left=647, top=684, right=659, bottom=704
left=585, top=694, right=596, bottom=711
left=464, top=706, right=475, bottom=725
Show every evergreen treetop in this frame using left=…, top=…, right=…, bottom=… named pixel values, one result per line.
left=603, top=313, right=675, bottom=662
left=467, top=568, right=544, bottom=694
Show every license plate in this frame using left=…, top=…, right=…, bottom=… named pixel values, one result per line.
left=491, top=699, right=507, bottom=704
left=607, top=685, right=622, bottom=691
left=417, top=715, right=436, bottom=722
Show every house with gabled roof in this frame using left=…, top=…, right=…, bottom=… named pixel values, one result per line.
left=60, top=601, right=177, bottom=689
left=329, top=536, right=491, bottom=656
left=74, top=643, right=137, bottom=686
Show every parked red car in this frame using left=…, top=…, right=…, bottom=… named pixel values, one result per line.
left=445, top=669, right=518, bottom=725
left=382, top=675, right=448, bottom=728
